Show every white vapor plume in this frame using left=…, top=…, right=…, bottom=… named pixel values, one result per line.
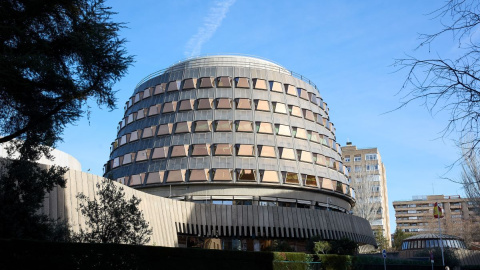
left=184, top=0, right=236, bottom=58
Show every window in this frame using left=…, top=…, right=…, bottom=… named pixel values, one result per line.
left=217, top=76, right=232, bottom=88
left=284, top=84, right=297, bottom=96
left=298, top=88, right=309, bottom=100
left=297, top=150, right=313, bottom=163
left=191, top=144, right=210, bottom=156
left=236, top=169, right=256, bottom=181
left=275, top=124, right=291, bottom=136
left=167, top=80, right=181, bottom=92
left=366, top=165, right=378, bottom=171
left=136, top=149, right=151, bottom=161
left=272, top=102, right=287, bottom=114
left=166, top=170, right=186, bottom=182
left=278, top=147, right=295, bottom=160
left=136, top=108, right=146, bottom=120
left=354, top=166, right=361, bottom=172
left=236, top=121, right=253, bottom=132
left=253, top=78, right=267, bottom=90
left=269, top=81, right=282, bottom=92
left=142, top=126, right=156, bottom=138
left=255, top=100, right=270, bottom=111
left=236, top=144, right=255, bottom=156
left=215, top=120, right=232, bottom=132
left=256, top=122, right=273, bottom=134
left=283, top=172, right=299, bottom=184
left=365, top=154, right=377, bottom=160
left=321, top=178, right=334, bottom=190
left=162, top=101, right=177, bottom=113
left=148, top=104, right=161, bottom=116
left=152, top=147, right=168, bottom=159
left=235, top=77, right=249, bottom=88
left=260, top=170, right=279, bottom=183
left=293, top=127, right=307, bottom=139
left=170, top=145, right=189, bottom=157
left=303, top=174, right=317, bottom=187
left=303, top=109, right=315, bottom=121
left=197, top=98, right=213, bottom=110
left=257, top=145, right=276, bottom=158
left=157, top=123, right=173, bottom=136
left=309, top=131, right=320, bottom=143
left=178, top=99, right=194, bottom=111
left=175, top=122, right=191, bottom=133
left=154, top=83, right=166, bottom=95
left=194, top=120, right=211, bottom=132
left=214, top=144, right=233, bottom=156
left=212, top=169, right=232, bottom=181
left=199, top=77, right=214, bottom=88
left=182, top=78, right=197, bottom=90
left=189, top=169, right=209, bottom=181
left=288, top=105, right=302, bottom=117
left=236, top=98, right=251, bottom=109
left=216, top=98, right=232, bottom=109
left=354, top=155, right=361, bottom=162
left=344, top=155, right=350, bottom=162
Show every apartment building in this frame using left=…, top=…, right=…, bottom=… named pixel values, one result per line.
left=341, top=142, right=392, bottom=246
left=393, top=195, right=477, bottom=234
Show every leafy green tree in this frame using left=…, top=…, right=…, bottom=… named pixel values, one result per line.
left=314, top=241, right=331, bottom=255
left=391, top=228, right=413, bottom=251
left=0, top=159, right=68, bottom=241
left=375, top=229, right=389, bottom=251
left=0, top=0, right=132, bottom=160
left=73, top=179, right=152, bottom=244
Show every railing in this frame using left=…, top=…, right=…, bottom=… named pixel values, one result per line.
left=134, top=54, right=318, bottom=90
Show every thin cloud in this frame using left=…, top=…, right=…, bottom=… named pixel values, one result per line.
left=184, top=0, right=236, bottom=58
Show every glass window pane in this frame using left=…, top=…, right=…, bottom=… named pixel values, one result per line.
left=216, top=120, right=232, bottom=131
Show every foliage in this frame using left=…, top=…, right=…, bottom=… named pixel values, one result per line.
left=374, top=229, right=389, bottom=251
left=305, top=235, right=322, bottom=254
left=73, top=179, right=152, bottom=245
left=273, top=252, right=313, bottom=270
left=330, top=238, right=358, bottom=255
left=395, top=0, right=480, bottom=164
left=0, top=0, right=132, bottom=160
left=314, top=241, right=332, bottom=255
left=267, top=240, right=295, bottom=252
left=415, top=247, right=460, bottom=267
left=391, top=228, right=413, bottom=251
left=0, top=159, right=69, bottom=241
left=318, top=254, right=352, bottom=270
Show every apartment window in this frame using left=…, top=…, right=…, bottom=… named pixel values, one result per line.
left=191, top=144, right=210, bottom=156
left=178, top=99, right=194, bottom=111
left=212, top=169, right=233, bottom=181
left=303, top=174, right=317, bottom=187
left=194, top=120, right=212, bottom=132
left=303, top=109, right=315, bottom=121
left=236, top=98, right=252, bottom=110
left=235, top=77, right=249, bottom=88
left=284, top=84, right=297, bottom=96
left=260, top=170, right=279, bottom=183
left=293, top=127, right=307, bottom=139
left=256, top=122, right=273, bottom=134
left=298, top=88, right=309, bottom=100
left=253, top=78, right=267, bottom=90
left=199, top=77, right=214, bottom=88
left=278, top=147, right=296, bottom=160
left=321, top=178, right=334, bottom=190
left=365, top=154, right=378, bottom=160
left=157, top=123, right=173, bottom=136
left=275, top=124, right=291, bottom=136
left=269, top=81, right=282, bottom=92
left=366, top=165, right=379, bottom=171
left=236, top=121, right=253, bottom=132
left=197, top=98, right=213, bottom=110
left=257, top=145, right=276, bottom=158
left=175, top=122, right=191, bottom=133
left=216, top=98, right=232, bottom=109
left=215, top=120, right=232, bottom=132
left=354, top=155, right=361, bottom=162
left=344, top=155, right=351, bottom=162
left=297, top=150, right=313, bottom=163
left=214, top=144, right=233, bottom=156
left=236, top=169, right=256, bottom=181
left=255, top=100, right=270, bottom=111
left=217, top=76, right=232, bottom=88
left=236, top=144, right=255, bottom=156
left=288, top=105, right=302, bottom=117
left=354, top=166, right=361, bottom=172
left=182, top=78, right=197, bottom=90
left=272, top=102, right=287, bottom=114
left=283, top=172, right=299, bottom=184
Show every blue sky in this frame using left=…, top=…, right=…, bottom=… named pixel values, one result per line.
left=57, top=0, right=467, bottom=233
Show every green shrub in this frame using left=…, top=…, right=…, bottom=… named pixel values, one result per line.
left=318, top=254, right=352, bottom=270
left=273, top=252, right=313, bottom=270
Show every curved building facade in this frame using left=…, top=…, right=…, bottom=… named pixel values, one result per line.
left=104, top=55, right=375, bottom=249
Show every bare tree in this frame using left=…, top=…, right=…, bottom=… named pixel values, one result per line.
left=461, top=144, right=480, bottom=213
left=351, top=172, right=382, bottom=224
left=395, top=0, right=480, bottom=162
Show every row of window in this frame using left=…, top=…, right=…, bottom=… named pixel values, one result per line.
left=126, top=77, right=328, bottom=113
left=346, top=165, right=379, bottom=173
left=116, top=169, right=352, bottom=195
left=107, top=144, right=347, bottom=174
left=119, top=98, right=334, bottom=134
left=402, top=239, right=466, bottom=250
left=344, top=153, right=378, bottom=162
left=114, top=120, right=339, bottom=149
